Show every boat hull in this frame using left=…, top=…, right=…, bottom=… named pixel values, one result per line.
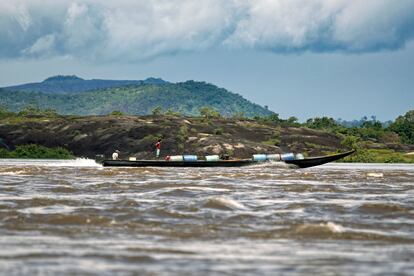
left=101, top=159, right=255, bottom=167
left=284, top=150, right=356, bottom=168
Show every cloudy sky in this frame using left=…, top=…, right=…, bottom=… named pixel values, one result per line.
left=1, top=0, right=413, bottom=121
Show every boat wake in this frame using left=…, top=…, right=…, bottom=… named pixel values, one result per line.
left=0, top=158, right=100, bottom=167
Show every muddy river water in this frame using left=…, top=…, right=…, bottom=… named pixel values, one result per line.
left=0, top=159, right=413, bottom=275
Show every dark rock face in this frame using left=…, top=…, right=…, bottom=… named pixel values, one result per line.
left=0, top=116, right=345, bottom=159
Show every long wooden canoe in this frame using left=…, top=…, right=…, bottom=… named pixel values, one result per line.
left=98, top=150, right=355, bottom=168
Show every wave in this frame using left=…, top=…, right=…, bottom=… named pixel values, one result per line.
left=0, top=171, right=23, bottom=176
left=0, top=158, right=101, bottom=167
left=203, top=197, right=247, bottom=210
left=47, top=158, right=101, bottom=167
left=295, top=222, right=345, bottom=234
left=366, top=172, right=384, bottom=178
left=19, top=205, right=77, bottom=215
left=151, top=209, right=196, bottom=219
left=358, top=203, right=410, bottom=214
left=282, top=222, right=414, bottom=242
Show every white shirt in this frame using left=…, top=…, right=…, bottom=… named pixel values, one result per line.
left=112, top=152, right=119, bottom=160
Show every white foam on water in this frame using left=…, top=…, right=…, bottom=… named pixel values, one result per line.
left=19, top=205, right=77, bottom=215
left=250, top=161, right=291, bottom=169
left=0, top=171, right=23, bottom=175
left=295, top=222, right=346, bottom=234
left=323, top=222, right=345, bottom=233
left=274, top=208, right=305, bottom=214
left=0, top=158, right=101, bottom=167
left=366, top=172, right=384, bottom=178
left=321, top=162, right=414, bottom=171
left=208, top=196, right=248, bottom=210
left=48, top=158, right=101, bottom=167
left=176, top=186, right=231, bottom=192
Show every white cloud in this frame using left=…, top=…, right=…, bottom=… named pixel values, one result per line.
left=23, top=34, right=56, bottom=56
left=0, top=0, right=413, bottom=61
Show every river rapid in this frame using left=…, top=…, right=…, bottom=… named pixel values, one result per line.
left=0, top=159, right=413, bottom=275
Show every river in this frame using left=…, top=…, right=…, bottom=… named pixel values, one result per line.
left=0, top=159, right=413, bottom=275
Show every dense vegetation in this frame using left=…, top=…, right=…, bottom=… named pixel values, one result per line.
left=0, top=144, right=74, bottom=159
left=300, top=112, right=414, bottom=146
left=0, top=80, right=273, bottom=118
left=388, top=110, right=414, bottom=144
left=3, top=75, right=167, bottom=94
left=302, top=112, right=414, bottom=163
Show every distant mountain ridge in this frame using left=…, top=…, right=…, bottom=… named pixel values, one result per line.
left=3, top=75, right=168, bottom=94
left=0, top=76, right=273, bottom=117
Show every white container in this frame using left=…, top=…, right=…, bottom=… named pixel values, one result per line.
left=129, top=157, right=136, bottom=161
left=253, top=154, right=267, bottom=162
left=170, top=155, right=184, bottom=161
left=205, top=155, right=220, bottom=161
left=266, top=154, right=281, bottom=161
left=295, top=153, right=305, bottom=160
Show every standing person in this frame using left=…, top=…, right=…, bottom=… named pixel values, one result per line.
left=155, top=139, right=161, bottom=158
left=112, top=150, right=120, bottom=160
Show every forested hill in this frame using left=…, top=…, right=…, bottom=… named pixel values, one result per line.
left=0, top=80, right=273, bottom=118
left=3, top=75, right=168, bottom=94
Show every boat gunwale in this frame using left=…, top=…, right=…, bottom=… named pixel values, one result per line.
left=101, top=158, right=255, bottom=167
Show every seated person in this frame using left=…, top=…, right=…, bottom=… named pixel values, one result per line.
left=112, top=150, right=120, bottom=160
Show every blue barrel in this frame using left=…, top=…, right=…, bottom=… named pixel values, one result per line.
left=281, top=153, right=295, bottom=161
left=183, top=155, right=198, bottom=162
left=253, top=154, right=267, bottom=162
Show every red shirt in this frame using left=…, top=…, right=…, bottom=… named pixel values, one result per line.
left=155, top=142, right=161, bottom=149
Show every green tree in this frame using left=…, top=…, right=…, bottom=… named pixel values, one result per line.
left=0, top=106, right=14, bottom=117
left=110, top=110, right=124, bottom=116
left=199, top=106, right=221, bottom=119
left=389, top=110, right=414, bottom=144
left=306, top=117, right=339, bottom=129
left=285, top=116, right=299, bottom=126
left=151, top=106, right=163, bottom=116
left=232, top=111, right=246, bottom=120
left=18, top=106, right=58, bottom=117
left=341, top=135, right=360, bottom=150
left=253, top=113, right=283, bottom=125
left=267, top=113, right=281, bottom=123
left=0, top=144, right=73, bottom=159
left=165, top=108, right=181, bottom=116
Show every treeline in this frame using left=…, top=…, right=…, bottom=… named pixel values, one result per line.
left=304, top=112, right=414, bottom=145
left=0, top=144, right=73, bottom=159
left=0, top=106, right=60, bottom=118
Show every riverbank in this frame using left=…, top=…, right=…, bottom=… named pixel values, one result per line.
left=0, top=114, right=413, bottom=162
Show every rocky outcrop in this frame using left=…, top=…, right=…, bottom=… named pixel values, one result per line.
left=0, top=115, right=346, bottom=159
